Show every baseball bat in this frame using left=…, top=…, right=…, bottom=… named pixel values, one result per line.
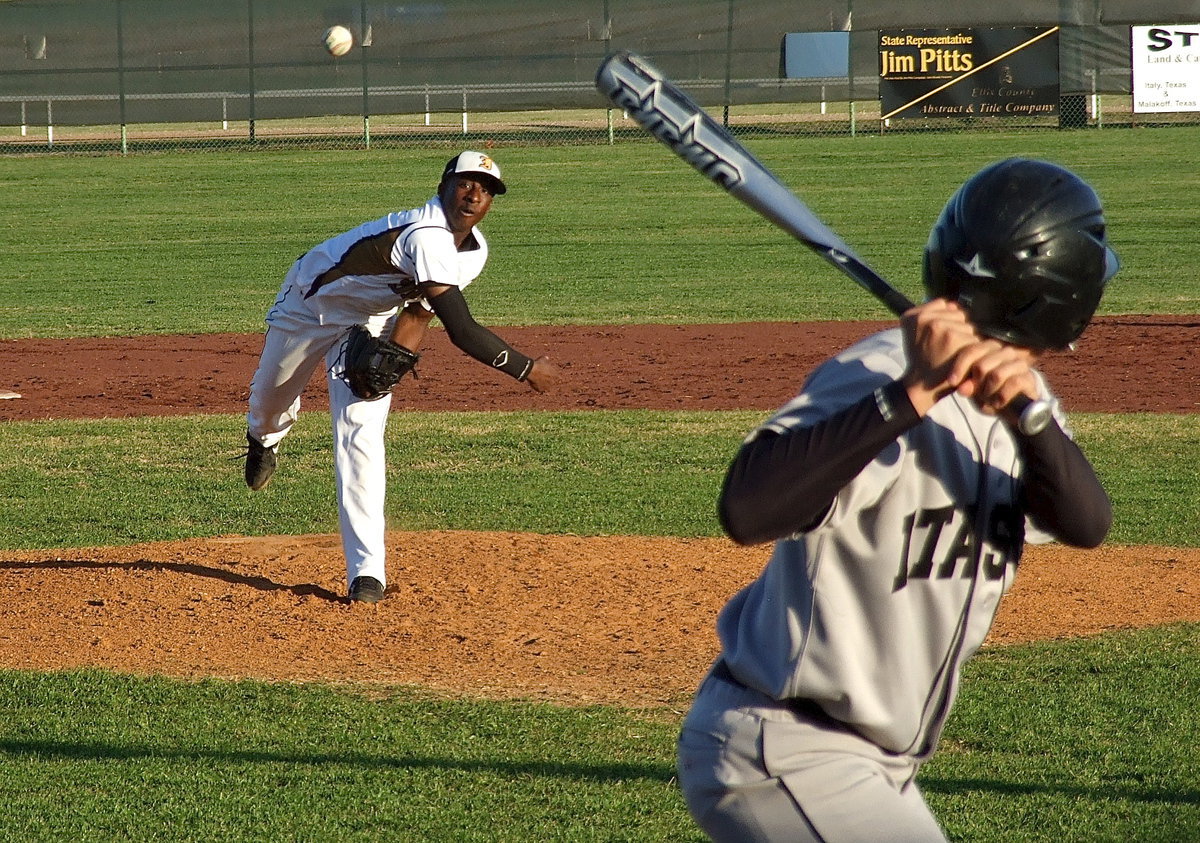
left=595, top=50, right=1051, bottom=436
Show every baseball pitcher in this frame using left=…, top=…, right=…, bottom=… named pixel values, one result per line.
left=244, top=151, right=561, bottom=603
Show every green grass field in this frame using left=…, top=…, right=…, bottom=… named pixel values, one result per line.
left=0, top=129, right=1197, bottom=840
left=0, top=128, right=1197, bottom=337
left=0, top=410, right=1196, bottom=550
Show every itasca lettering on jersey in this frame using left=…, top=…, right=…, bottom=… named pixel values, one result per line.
left=893, top=502, right=1023, bottom=590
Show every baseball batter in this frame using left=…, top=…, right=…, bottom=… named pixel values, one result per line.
left=244, top=151, right=560, bottom=603
left=676, top=159, right=1119, bottom=841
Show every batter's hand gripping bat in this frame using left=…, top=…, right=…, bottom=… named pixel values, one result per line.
left=594, top=50, right=1051, bottom=435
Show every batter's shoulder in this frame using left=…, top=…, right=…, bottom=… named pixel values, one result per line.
left=831, top=327, right=907, bottom=379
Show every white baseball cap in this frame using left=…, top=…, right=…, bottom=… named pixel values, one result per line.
left=441, top=150, right=506, bottom=194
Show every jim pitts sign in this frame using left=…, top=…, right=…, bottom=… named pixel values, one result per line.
left=879, top=28, right=1060, bottom=121
left=1132, top=26, right=1200, bottom=113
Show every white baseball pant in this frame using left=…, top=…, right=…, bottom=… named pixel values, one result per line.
left=247, top=266, right=397, bottom=589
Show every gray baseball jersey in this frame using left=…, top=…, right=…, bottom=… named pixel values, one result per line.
left=716, top=327, right=1063, bottom=758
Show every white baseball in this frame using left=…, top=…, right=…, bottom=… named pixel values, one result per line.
left=323, top=25, right=354, bottom=57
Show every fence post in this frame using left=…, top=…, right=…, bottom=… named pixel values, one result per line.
left=360, top=0, right=370, bottom=149
left=603, top=0, right=613, bottom=143
left=846, top=1, right=856, bottom=137
left=1088, top=68, right=1100, bottom=129
left=722, top=0, right=734, bottom=127
left=247, top=0, right=256, bottom=142
left=116, top=0, right=127, bottom=155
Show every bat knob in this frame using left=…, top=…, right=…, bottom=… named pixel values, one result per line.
left=1009, top=394, right=1052, bottom=435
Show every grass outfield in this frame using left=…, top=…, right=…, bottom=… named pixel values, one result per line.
left=0, top=132, right=1197, bottom=839
left=0, top=127, right=1197, bottom=338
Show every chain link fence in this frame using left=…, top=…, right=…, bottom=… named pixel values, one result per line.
left=2, top=0, right=1197, bottom=154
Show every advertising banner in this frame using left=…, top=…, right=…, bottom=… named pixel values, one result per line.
left=879, top=27, right=1060, bottom=121
left=1131, top=25, right=1200, bottom=113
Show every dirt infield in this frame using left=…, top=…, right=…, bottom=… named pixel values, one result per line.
left=0, top=316, right=1196, bottom=705
left=0, top=316, right=1195, bottom=419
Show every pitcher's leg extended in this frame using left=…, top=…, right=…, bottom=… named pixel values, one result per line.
left=328, top=357, right=393, bottom=601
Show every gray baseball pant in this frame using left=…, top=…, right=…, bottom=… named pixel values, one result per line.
left=676, top=666, right=948, bottom=842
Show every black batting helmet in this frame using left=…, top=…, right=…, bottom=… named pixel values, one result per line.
left=923, top=158, right=1119, bottom=350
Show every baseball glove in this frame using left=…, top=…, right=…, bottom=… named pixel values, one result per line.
left=341, top=325, right=420, bottom=401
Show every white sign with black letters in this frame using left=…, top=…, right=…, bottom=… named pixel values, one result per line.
left=1131, top=25, right=1200, bottom=113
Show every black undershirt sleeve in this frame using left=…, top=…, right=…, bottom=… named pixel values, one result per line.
left=719, top=379, right=921, bottom=546
left=719, top=376, right=1112, bottom=550
left=1016, top=420, right=1112, bottom=548
left=425, top=285, right=533, bottom=381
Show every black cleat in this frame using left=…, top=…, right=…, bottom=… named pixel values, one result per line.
left=349, top=575, right=385, bottom=603
left=244, top=433, right=278, bottom=491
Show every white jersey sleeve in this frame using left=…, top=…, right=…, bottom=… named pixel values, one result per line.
left=290, top=196, right=489, bottom=325
left=398, top=226, right=458, bottom=285
left=395, top=223, right=489, bottom=310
